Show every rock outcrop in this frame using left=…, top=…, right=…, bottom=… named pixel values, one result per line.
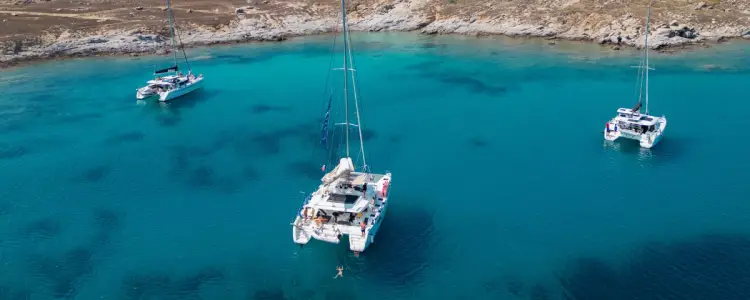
left=1, top=0, right=749, bottom=66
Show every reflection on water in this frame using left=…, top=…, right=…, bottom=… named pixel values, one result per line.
left=602, top=139, right=654, bottom=165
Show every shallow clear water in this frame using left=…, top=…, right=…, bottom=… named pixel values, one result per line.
left=1, top=33, right=749, bottom=300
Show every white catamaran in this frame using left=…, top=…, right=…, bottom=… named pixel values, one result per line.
left=136, top=0, right=204, bottom=102
left=291, top=0, right=392, bottom=254
left=604, top=1, right=667, bottom=148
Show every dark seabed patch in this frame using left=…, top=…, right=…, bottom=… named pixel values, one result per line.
left=22, top=216, right=62, bottom=240
left=361, top=128, right=377, bottom=142
left=92, top=208, right=122, bottom=233
left=358, top=203, right=435, bottom=287
left=243, top=166, right=260, bottom=181
left=483, top=274, right=524, bottom=297
left=0, top=120, right=27, bottom=133
left=468, top=137, right=489, bottom=148
left=242, top=121, right=317, bottom=157
left=104, top=131, right=145, bottom=145
left=248, top=133, right=282, bottom=156
left=528, top=283, right=552, bottom=300
left=119, top=266, right=224, bottom=300
left=166, top=145, right=216, bottom=176
left=91, top=208, right=122, bottom=247
left=78, top=165, right=111, bottom=183
left=28, top=246, right=95, bottom=299
left=0, top=143, right=30, bottom=159
left=187, top=166, right=215, bottom=188
left=0, top=285, right=31, bottom=300
left=419, top=42, right=442, bottom=49
left=156, top=114, right=180, bottom=127
left=432, top=73, right=508, bottom=96
left=557, top=234, right=750, bottom=300
left=213, top=53, right=276, bottom=65
left=251, top=287, right=287, bottom=300
left=249, top=104, right=292, bottom=114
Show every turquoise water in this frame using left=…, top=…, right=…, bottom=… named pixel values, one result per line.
left=1, top=33, right=749, bottom=300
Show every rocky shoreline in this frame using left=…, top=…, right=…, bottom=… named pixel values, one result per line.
left=1, top=0, right=749, bottom=68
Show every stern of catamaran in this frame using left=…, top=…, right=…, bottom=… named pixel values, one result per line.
left=604, top=119, right=621, bottom=141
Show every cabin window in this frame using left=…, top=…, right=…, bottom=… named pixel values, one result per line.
left=328, top=194, right=359, bottom=204
left=649, top=125, right=655, bottom=132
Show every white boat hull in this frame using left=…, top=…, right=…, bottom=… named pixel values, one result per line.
left=292, top=172, right=392, bottom=253
left=604, top=117, right=666, bottom=149
left=159, top=77, right=204, bottom=101
left=292, top=216, right=312, bottom=245
left=136, top=91, right=157, bottom=100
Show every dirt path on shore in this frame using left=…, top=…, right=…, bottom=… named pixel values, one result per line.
left=0, top=9, right=124, bottom=20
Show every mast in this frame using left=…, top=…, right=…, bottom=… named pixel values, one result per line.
left=346, top=24, right=367, bottom=170
left=340, top=0, right=350, bottom=157
left=166, top=0, right=178, bottom=69
left=644, top=0, right=652, bottom=115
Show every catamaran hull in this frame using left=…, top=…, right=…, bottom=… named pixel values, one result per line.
left=351, top=174, right=392, bottom=252
left=136, top=91, right=157, bottom=100
left=360, top=198, right=388, bottom=248
left=159, top=77, right=204, bottom=101
left=603, top=118, right=667, bottom=148
left=292, top=216, right=312, bottom=245
left=292, top=173, right=392, bottom=253
left=640, top=118, right=666, bottom=148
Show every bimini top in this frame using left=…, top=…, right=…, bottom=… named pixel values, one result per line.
left=146, top=75, right=187, bottom=86
left=614, top=108, right=660, bottom=126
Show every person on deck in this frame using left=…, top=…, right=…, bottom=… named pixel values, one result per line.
left=360, top=221, right=366, bottom=237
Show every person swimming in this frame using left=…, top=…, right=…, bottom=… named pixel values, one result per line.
left=334, top=266, right=344, bottom=279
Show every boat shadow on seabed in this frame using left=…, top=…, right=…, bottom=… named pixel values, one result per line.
left=136, top=89, right=212, bottom=126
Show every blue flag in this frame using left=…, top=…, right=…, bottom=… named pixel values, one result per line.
left=321, top=95, right=332, bottom=147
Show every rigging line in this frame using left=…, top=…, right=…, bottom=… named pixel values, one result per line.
left=315, top=10, right=343, bottom=170
left=340, top=0, right=350, bottom=158
left=644, top=0, right=653, bottom=115
left=166, top=0, right=179, bottom=68
left=329, top=104, right=343, bottom=167
left=346, top=32, right=370, bottom=171
left=173, top=15, right=191, bottom=71
left=634, top=59, right=644, bottom=106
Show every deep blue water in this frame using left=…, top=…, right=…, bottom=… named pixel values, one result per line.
left=1, top=33, right=750, bottom=300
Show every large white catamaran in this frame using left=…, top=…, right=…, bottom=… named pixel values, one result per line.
left=291, top=0, right=392, bottom=254
left=604, top=0, right=667, bottom=148
left=136, top=0, right=204, bottom=102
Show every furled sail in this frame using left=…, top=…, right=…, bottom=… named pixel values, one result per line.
left=154, top=65, right=178, bottom=75
left=632, top=101, right=642, bottom=114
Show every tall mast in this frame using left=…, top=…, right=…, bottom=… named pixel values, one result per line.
left=346, top=24, right=367, bottom=170
left=644, top=0, right=652, bottom=115
left=167, top=0, right=178, bottom=68
left=340, top=0, right=350, bottom=157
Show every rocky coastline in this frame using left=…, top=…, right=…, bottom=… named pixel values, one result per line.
left=1, top=0, right=749, bottom=68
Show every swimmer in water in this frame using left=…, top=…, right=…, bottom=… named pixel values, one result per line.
left=334, top=266, right=344, bottom=279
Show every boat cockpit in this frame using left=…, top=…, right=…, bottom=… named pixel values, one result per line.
left=613, top=108, right=661, bottom=134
